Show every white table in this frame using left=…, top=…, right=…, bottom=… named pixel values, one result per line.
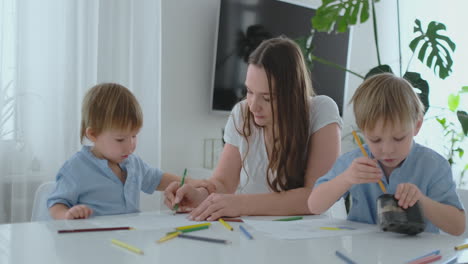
left=0, top=211, right=464, bottom=264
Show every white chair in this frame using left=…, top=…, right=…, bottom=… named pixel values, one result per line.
left=325, top=197, right=347, bottom=219
left=31, top=181, right=55, bottom=221
left=457, top=188, right=468, bottom=237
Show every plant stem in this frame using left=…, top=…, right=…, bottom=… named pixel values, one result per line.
left=311, top=55, right=365, bottom=79
left=371, top=0, right=381, bottom=65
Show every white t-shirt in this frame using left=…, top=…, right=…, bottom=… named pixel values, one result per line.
left=223, top=95, right=343, bottom=194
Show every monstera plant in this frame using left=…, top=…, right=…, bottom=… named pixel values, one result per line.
left=298, top=0, right=455, bottom=113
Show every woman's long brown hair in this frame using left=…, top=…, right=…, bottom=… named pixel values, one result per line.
left=241, top=36, right=313, bottom=192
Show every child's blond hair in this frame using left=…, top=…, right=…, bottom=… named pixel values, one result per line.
left=80, top=83, right=143, bottom=143
left=351, top=73, right=424, bottom=131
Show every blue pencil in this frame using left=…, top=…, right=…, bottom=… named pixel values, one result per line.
left=335, top=250, right=357, bottom=264
left=406, top=250, right=440, bottom=263
left=239, top=225, right=253, bottom=240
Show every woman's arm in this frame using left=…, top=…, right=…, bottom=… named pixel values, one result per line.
left=237, top=123, right=342, bottom=216
left=189, top=123, right=341, bottom=219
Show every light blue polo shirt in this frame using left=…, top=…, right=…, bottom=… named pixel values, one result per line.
left=47, top=146, right=163, bottom=217
left=315, top=142, right=464, bottom=233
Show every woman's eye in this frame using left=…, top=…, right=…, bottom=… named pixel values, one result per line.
left=394, top=136, right=405, bottom=142
left=263, top=97, right=270, bottom=102
left=116, top=139, right=124, bottom=142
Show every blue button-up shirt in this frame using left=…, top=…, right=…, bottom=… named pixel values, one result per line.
left=315, top=142, right=464, bottom=233
left=47, top=146, right=163, bottom=216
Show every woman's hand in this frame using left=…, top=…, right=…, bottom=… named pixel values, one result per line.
left=395, top=183, right=424, bottom=209
left=164, top=182, right=209, bottom=212
left=65, top=204, right=93, bottom=219
left=339, top=157, right=383, bottom=185
left=188, top=193, right=244, bottom=221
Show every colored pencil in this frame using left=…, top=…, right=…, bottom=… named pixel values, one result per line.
left=352, top=130, right=387, bottom=193
left=220, top=218, right=243, bottom=222
left=175, top=223, right=211, bottom=230
left=166, top=225, right=209, bottom=235
left=58, top=226, right=134, bottom=233
left=157, top=231, right=181, bottom=243
left=407, top=254, right=441, bottom=264
left=172, top=168, right=187, bottom=214
left=335, top=250, right=357, bottom=264
left=218, top=218, right=234, bottom=231
left=406, top=250, right=440, bottom=263
left=178, top=234, right=231, bottom=244
left=455, top=243, right=468, bottom=250
left=273, top=216, right=303, bottom=221
left=320, top=227, right=343, bottom=231
left=111, top=239, right=144, bottom=255
left=239, top=225, right=253, bottom=240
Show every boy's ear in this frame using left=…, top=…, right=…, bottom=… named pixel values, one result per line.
left=85, top=127, right=97, bottom=142
left=414, top=118, right=423, bottom=136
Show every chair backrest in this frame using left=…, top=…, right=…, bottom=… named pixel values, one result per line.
left=457, top=188, right=468, bottom=237
left=325, top=197, right=347, bottom=219
left=31, top=181, right=56, bottom=221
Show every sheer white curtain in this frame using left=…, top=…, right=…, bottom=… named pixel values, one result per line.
left=0, top=0, right=161, bottom=223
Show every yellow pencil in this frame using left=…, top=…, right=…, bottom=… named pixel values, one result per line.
left=111, top=239, right=144, bottom=255
left=175, top=223, right=211, bottom=231
left=352, top=130, right=387, bottom=193
left=320, top=227, right=343, bottom=231
left=218, top=218, right=233, bottom=231
left=455, top=243, right=468, bottom=250
left=157, top=231, right=181, bottom=243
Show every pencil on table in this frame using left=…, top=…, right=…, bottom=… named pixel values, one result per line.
left=111, top=239, right=144, bottom=255
left=157, top=231, right=181, bottom=243
left=58, top=226, right=134, bottom=233
left=352, top=130, right=387, bottom=193
left=218, top=218, right=234, bottom=231
left=178, top=234, right=231, bottom=244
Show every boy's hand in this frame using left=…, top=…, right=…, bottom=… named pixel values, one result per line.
left=395, top=183, right=423, bottom=209
left=164, top=182, right=209, bottom=212
left=65, top=205, right=93, bottom=219
left=339, top=157, right=383, bottom=185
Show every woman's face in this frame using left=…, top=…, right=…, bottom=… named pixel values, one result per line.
left=245, top=64, right=274, bottom=129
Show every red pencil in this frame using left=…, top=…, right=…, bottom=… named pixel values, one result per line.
left=58, top=226, right=133, bottom=234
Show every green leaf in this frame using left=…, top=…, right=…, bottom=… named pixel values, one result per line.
left=409, top=19, right=456, bottom=79
left=403, top=71, right=430, bottom=113
left=364, top=65, right=393, bottom=79
left=312, top=0, right=370, bottom=33
left=448, top=93, right=460, bottom=112
left=461, top=86, right=468, bottom=93
left=436, top=117, right=446, bottom=126
left=457, top=111, right=468, bottom=136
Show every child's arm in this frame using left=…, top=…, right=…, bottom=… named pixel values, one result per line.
left=49, top=203, right=93, bottom=220
left=308, top=156, right=383, bottom=214
left=395, top=183, right=465, bottom=236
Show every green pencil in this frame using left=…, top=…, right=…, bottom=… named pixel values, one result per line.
left=273, top=216, right=303, bottom=221
left=172, top=168, right=187, bottom=214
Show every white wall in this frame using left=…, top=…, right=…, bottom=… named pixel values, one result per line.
left=159, top=0, right=400, bottom=176
left=161, top=0, right=227, bottom=175
left=341, top=1, right=399, bottom=153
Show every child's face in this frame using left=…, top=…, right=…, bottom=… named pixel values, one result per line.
left=245, top=64, right=273, bottom=129
left=90, top=128, right=139, bottom=164
left=363, top=118, right=422, bottom=174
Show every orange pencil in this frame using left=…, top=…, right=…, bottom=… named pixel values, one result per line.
left=352, top=131, right=387, bottom=193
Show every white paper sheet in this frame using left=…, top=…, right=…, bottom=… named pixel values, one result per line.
left=242, top=217, right=378, bottom=240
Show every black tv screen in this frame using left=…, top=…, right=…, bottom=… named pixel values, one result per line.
left=211, top=0, right=349, bottom=116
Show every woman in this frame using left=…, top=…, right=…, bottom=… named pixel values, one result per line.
left=165, top=36, right=342, bottom=220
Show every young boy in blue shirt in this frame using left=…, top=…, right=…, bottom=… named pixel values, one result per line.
left=47, top=83, right=213, bottom=219
left=308, top=73, right=465, bottom=235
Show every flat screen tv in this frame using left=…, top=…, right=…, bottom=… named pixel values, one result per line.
left=210, top=0, right=349, bottom=116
